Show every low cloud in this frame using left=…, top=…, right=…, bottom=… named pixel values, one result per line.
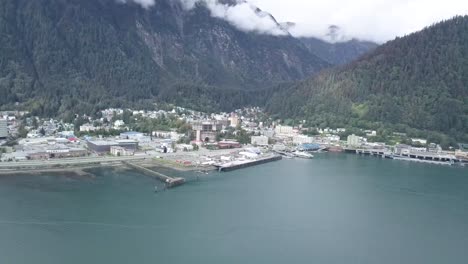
left=251, top=0, right=468, bottom=43
left=181, top=0, right=287, bottom=36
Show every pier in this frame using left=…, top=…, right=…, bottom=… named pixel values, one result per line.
left=216, top=155, right=282, bottom=172
left=123, top=162, right=185, bottom=188
left=356, top=149, right=387, bottom=156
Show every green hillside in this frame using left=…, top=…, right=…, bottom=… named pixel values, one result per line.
left=0, top=0, right=328, bottom=116
left=267, top=16, right=468, bottom=144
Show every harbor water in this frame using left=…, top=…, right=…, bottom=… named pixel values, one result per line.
left=0, top=153, right=467, bottom=264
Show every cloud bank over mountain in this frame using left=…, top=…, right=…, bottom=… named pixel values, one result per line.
left=251, top=0, right=468, bottom=42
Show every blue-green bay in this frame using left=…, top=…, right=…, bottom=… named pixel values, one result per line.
left=0, top=154, right=467, bottom=264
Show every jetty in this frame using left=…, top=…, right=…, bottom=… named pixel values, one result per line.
left=216, top=155, right=282, bottom=172
left=123, top=162, right=185, bottom=188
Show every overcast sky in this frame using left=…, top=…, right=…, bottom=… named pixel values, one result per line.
left=250, top=0, right=468, bottom=42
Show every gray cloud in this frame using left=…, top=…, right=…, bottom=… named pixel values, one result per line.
left=181, top=0, right=287, bottom=36
left=116, top=0, right=468, bottom=42
left=117, top=0, right=286, bottom=35
left=251, top=0, right=468, bottom=42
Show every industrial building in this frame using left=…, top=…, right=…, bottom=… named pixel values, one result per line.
left=110, top=146, right=135, bottom=156
left=87, top=140, right=138, bottom=154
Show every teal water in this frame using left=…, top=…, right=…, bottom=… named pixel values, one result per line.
left=0, top=154, right=467, bottom=264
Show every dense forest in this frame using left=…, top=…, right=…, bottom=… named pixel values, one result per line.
left=0, top=0, right=332, bottom=116
left=267, top=16, right=468, bottom=143
left=0, top=0, right=379, bottom=117
left=299, top=37, right=378, bottom=65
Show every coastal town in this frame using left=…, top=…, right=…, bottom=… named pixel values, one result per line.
left=0, top=106, right=467, bottom=179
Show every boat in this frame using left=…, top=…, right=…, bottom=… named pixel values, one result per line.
left=293, top=151, right=314, bottom=159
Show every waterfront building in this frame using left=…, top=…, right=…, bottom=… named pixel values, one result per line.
left=347, top=134, right=361, bottom=147
left=0, top=119, right=7, bottom=139
left=251, top=136, right=269, bottom=146
left=297, top=143, right=321, bottom=152
left=293, top=135, right=314, bottom=145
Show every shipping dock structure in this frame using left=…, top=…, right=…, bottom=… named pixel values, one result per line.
left=215, top=155, right=282, bottom=172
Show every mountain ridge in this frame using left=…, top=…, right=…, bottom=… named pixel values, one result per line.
left=267, top=16, right=468, bottom=142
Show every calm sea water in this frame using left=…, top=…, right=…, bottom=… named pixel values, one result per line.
left=0, top=154, right=467, bottom=264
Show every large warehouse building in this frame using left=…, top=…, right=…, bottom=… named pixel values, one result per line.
left=87, top=140, right=138, bottom=154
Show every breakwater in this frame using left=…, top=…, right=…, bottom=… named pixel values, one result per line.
left=123, top=162, right=185, bottom=188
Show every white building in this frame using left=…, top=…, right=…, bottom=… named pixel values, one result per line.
left=176, top=144, right=194, bottom=152
left=229, top=115, right=240, bottom=127
left=153, top=131, right=172, bottom=138
left=411, top=138, right=427, bottom=145
left=113, top=120, right=125, bottom=129
left=365, top=130, right=377, bottom=137
left=251, top=135, right=269, bottom=146
left=275, top=125, right=294, bottom=137
left=261, top=129, right=275, bottom=138
left=0, top=119, right=7, bottom=139
left=293, top=135, right=313, bottom=145
left=80, top=124, right=98, bottom=132
left=347, top=134, right=361, bottom=147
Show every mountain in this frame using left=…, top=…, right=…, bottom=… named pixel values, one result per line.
left=282, top=24, right=378, bottom=65
left=267, top=16, right=468, bottom=143
left=0, top=0, right=329, bottom=115
left=299, top=37, right=378, bottom=65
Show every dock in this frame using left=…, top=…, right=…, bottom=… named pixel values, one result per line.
left=123, top=162, right=185, bottom=188
left=216, top=155, right=282, bottom=172
left=356, top=149, right=387, bottom=156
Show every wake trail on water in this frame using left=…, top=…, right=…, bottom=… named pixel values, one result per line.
left=0, top=220, right=170, bottom=230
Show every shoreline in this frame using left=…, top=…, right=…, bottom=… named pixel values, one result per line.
left=0, top=158, right=213, bottom=177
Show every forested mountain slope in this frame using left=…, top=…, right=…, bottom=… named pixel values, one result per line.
left=300, top=37, right=378, bottom=65
left=0, top=0, right=328, bottom=115
left=267, top=16, right=468, bottom=141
